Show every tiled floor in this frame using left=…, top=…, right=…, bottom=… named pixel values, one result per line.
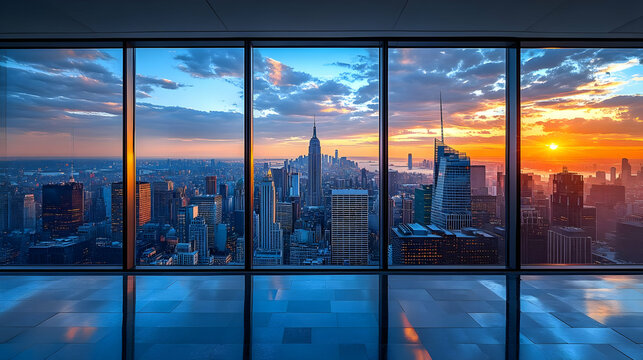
left=0, top=276, right=122, bottom=360
left=520, top=275, right=643, bottom=360
left=135, top=275, right=244, bottom=360
left=252, top=275, right=379, bottom=360
left=388, top=275, right=506, bottom=360
left=1, top=274, right=642, bottom=360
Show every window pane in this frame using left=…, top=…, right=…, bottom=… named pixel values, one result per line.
left=520, top=48, right=643, bottom=265
left=135, top=48, right=244, bottom=267
left=253, top=48, right=379, bottom=266
left=388, top=48, right=506, bottom=266
left=0, top=49, right=123, bottom=265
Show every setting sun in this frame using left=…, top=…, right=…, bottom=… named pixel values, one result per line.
left=548, top=143, right=559, bottom=150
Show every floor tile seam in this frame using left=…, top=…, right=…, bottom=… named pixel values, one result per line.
left=611, top=327, right=642, bottom=345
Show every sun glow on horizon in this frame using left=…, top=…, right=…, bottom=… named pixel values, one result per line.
left=548, top=143, right=559, bottom=150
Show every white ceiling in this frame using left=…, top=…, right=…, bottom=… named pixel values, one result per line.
left=0, top=0, right=641, bottom=39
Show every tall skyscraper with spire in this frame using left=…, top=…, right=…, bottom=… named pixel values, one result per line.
left=308, top=118, right=322, bottom=206
left=431, top=94, right=472, bottom=230
left=259, top=170, right=282, bottom=251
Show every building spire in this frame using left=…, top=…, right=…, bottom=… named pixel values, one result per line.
left=439, top=91, right=444, bottom=142
left=313, top=115, right=317, bottom=138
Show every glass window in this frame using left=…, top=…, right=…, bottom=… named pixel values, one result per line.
left=388, top=48, right=506, bottom=266
left=135, top=48, right=244, bottom=267
left=0, top=48, right=123, bottom=265
left=253, top=48, right=380, bottom=266
left=520, top=48, right=643, bottom=265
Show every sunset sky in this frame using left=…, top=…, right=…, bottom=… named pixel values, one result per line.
left=1, top=47, right=641, bottom=173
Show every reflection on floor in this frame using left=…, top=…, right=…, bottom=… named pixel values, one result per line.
left=388, top=275, right=506, bottom=360
left=0, top=276, right=122, bottom=360
left=520, top=275, right=643, bottom=360
left=1, top=274, right=642, bottom=360
left=252, top=275, right=378, bottom=360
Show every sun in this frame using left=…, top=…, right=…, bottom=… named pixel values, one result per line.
left=548, top=143, right=559, bottom=150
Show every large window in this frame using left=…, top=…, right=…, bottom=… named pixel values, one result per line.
left=0, top=48, right=123, bottom=265
left=252, top=48, right=380, bottom=266
left=521, top=48, right=643, bottom=265
left=135, top=48, right=244, bottom=267
left=1, top=42, right=641, bottom=269
left=388, top=48, right=506, bottom=266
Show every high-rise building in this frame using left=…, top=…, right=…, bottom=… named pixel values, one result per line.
left=402, top=198, right=413, bottom=224
left=276, top=202, right=293, bottom=234
left=205, top=176, right=217, bottom=195
left=610, top=167, right=617, bottom=183
left=259, top=170, right=282, bottom=251
left=520, top=206, right=547, bottom=264
left=595, top=171, right=606, bottom=183
left=547, top=226, right=592, bottom=264
left=112, top=181, right=152, bottom=234
left=470, top=165, right=487, bottom=195
left=615, top=215, right=643, bottom=263
left=621, top=158, right=631, bottom=183
left=111, top=182, right=123, bottom=238
left=189, top=216, right=209, bottom=264
left=42, top=182, right=84, bottom=238
left=331, top=189, right=368, bottom=265
left=308, top=121, right=322, bottom=206
left=136, top=182, right=151, bottom=228
left=408, top=153, right=413, bottom=170
left=551, top=168, right=583, bottom=227
left=471, top=194, right=496, bottom=227
left=581, top=206, right=597, bottom=242
left=587, top=185, right=625, bottom=207
left=151, top=180, right=177, bottom=225
left=431, top=139, right=472, bottom=230
left=289, top=172, right=300, bottom=197
left=177, top=204, right=198, bottom=245
left=413, top=184, right=432, bottom=225
left=23, top=194, right=36, bottom=230
left=190, top=195, right=222, bottom=251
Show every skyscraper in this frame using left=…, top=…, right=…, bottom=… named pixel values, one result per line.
left=190, top=195, right=222, bottom=251
left=621, top=158, right=631, bottom=184
left=177, top=204, right=198, bottom=245
left=408, top=153, right=412, bottom=170
left=402, top=198, right=413, bottom=224
left=431, top=139, right=472, bottom=230
left=331, top=189, right=368, bottom=265
left=136, top=182, right=151, bottom=228
left=189, top=216, right=209, bottom=264
left=413, top=184, right=432, bottom=225
left=308, top=120, right=322, bottom=206
left=42, top=182, right=84, bottom=238
left=470, top=165, right=487, bottom=195
left=259, top=170, right=282, bottom=251
left=205, top=176, right=217, bottom=195
left=551, top=168, right=583, bottom=228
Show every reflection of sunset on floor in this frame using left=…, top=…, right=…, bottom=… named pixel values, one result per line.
left=398, top=311, right=432, bottom=360
left=65, top=326, right=96, bottom=341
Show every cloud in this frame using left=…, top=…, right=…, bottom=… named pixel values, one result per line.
left=135, top=74, right=187, bottom=95
left=174, top=48, right=243, bottom=79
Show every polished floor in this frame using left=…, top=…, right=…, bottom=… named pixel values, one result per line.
left=0, top=274, right=641, bottom=359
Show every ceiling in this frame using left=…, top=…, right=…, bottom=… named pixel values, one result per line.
left=1, top=0, right=642, bottom=39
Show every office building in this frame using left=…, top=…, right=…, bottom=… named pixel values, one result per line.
left=413, top=184, right=432, bottom=225
left=547, top=226, right=592, bottom=264
left=205, top=176, right=217, bottom=195
left=177, top=204, right=198, bottom=245
left=189, top=216, right=209, bottom=265
left=331, top=189, right=368, bottom=265
left=551, top=168, right=583, bottom=228
left=42, top=182, right=84, bottom=238
left=431, top=139, right=472, bottom=230
left=259, top=171, right=282, bottom=252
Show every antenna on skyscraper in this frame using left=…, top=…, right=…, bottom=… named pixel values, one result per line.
left=440, top=91, right=444, bottom=142
left=313, top=114, right=317, bottom=137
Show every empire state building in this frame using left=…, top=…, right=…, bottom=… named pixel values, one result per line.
left=308, top=120, right=322, bottom=206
